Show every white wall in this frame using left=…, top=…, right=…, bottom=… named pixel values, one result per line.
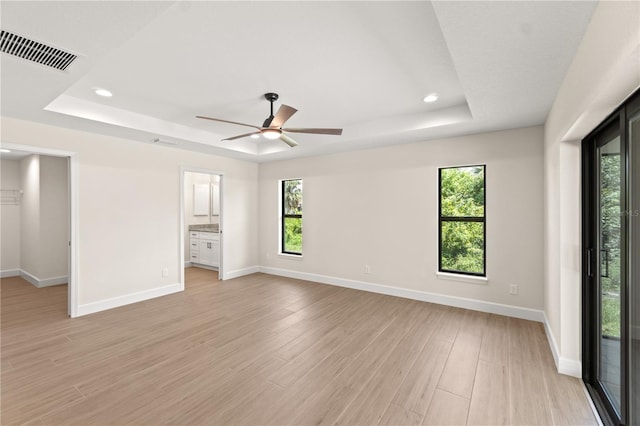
left=1, top=117, right=258, bottom=313
left=259, top=126, right=544, bottom=313
left=1, top=159, right=21, bottom=273
left=15, top=154, right=69, bottom=284
left=544, top=0, right=640, bottom=376
left=39, top=156, right=69, bottom=279
left=20, top=154, right=41, bottom=278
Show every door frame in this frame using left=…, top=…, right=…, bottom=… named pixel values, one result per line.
left=1, top=142, right=79, bottom=317
left=582, top=88, right=640, bottom=425
left=582, top=112, right=628, bottom=425
left=179, top=166, right=224, bottom=287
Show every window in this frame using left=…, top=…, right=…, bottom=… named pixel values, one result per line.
left=281, top=178, right=303, bottom=255
left=439, top=165, right=486, bottom=276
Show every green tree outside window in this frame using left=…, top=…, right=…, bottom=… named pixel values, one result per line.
left=439, top=166, right=485, bottom=276
left=282, top=179, right=302, bottom=254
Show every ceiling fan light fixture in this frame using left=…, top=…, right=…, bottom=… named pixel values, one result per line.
left=262, top=129, right=282, bottom=140
left=250, top=134, right=260, bottom=139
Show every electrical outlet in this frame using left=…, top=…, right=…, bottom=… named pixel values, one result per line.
left=364, top=265, right=371, bottom=274
left=509, top=284, right=518, bottom=295
left=162, top=268, right=169, bottom=277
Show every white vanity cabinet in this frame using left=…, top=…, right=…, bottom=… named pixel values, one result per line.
left=189, top=231, right=219, bottom=268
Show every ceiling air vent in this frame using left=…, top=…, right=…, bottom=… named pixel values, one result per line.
left=0, top=30, right=77, bottom=71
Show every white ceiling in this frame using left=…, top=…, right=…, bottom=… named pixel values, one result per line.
left=1, top=1, right=597, bottom=163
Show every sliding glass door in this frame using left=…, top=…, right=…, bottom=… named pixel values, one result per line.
left=583, top=89, right=640, bottom=426
left=629, top=96, right=640, bottom=426
left=597, top=122, right=623, bottom=416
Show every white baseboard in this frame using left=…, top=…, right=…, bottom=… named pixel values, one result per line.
left=543, top=312, right=582, bottom=378
left=1, top=269, right=20, bottom=278
left=77, top=283, right=181, bottom=317
left=18, top=269, right=68, bottom=288
left=224, top=266, right=260, bottom=280
left=258, top=266, right=545, bottom=323
left=543, top=312, right=561, bottom=370
left=558, top=357, right=582, bottom=378
left=184, top=261, right=192, bottom=268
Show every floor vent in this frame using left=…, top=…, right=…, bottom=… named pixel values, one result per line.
left=0, top=30, right=77, bottom=71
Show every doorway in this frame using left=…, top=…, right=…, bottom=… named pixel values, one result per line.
left=582, top=89, right=640, bottom=425
left=180, top=167, right=223, bottom=287
left=0, top=143, right=78, bottom=317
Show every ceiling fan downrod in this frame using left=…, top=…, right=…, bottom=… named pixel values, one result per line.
left=263, top=92, right=279, bottom=127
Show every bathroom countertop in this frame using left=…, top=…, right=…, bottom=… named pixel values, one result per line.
left=188, top=224, right=219, bottom=233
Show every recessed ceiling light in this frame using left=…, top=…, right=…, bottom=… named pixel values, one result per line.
left=0, top=149, right=11, bottom=153
left=423, top=93, right=439, bottom=103
left=250, top=134, right=260, bottom=139
left=95, top=88, right=113, bottom=97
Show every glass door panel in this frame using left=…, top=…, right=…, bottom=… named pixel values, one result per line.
left=630, top=109, right=640, bottom=425
left=597, top=133, right=623, bottom=414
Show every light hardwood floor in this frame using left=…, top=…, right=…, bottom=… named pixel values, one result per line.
left=1, top=268, right=598, bottom=425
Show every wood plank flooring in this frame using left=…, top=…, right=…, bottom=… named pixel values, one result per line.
left=1, top=268, right=598, bottom=425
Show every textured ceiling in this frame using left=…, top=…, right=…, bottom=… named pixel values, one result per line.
left=1, top=1, right=597, bottom=162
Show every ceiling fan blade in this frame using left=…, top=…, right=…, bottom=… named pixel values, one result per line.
left=281, top=127, right=343, bottom=135
left=196, top=116, right=261, bottom=130
left=222, top=131, right=261, bottom=141
left=280, top=133, right=299, bottom=147
left=269, top=104, right=297, bottom=128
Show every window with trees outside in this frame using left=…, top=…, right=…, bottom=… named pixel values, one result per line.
left=281, top=179, right=302, bottom=255
left=439, top=165, right=486, bottom=276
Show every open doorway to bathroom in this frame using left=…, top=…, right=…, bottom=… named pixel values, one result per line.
left=180, top=168, right=223, bottom=287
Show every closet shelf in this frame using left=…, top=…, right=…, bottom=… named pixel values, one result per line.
left=1, top=189, right=23, bottom=205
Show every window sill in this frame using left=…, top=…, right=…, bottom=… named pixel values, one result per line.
left=278, top=253, right=303, bottom=261
left=435, top=271, right=488, bottom=285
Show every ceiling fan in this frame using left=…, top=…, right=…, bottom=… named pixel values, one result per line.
left=196, top=93, right=343, bottom=147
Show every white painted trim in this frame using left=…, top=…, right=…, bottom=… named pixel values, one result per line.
left=19, top=270, right=68, bottom=288
left=558, top=355, right=582, bottom=378
left=259, top=266, right=544, bottom=322
left=435, top=271, right=488, bottom=284
left=0, top=142, right=75, bottom=158
left=543, top=311, right=582, bottom=378
left=224, top=266, right=260, bottom=280
left=278, top=253, right=304, bottom=260
left=179, top=168, right=186, bottom=291
left=543, top=312, right=562, bottom=371
left=68, top=153, right=79, bottom=317
left=1, top=269, right=20, bottom=278
left=77, top=283, right=181, bottom=317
